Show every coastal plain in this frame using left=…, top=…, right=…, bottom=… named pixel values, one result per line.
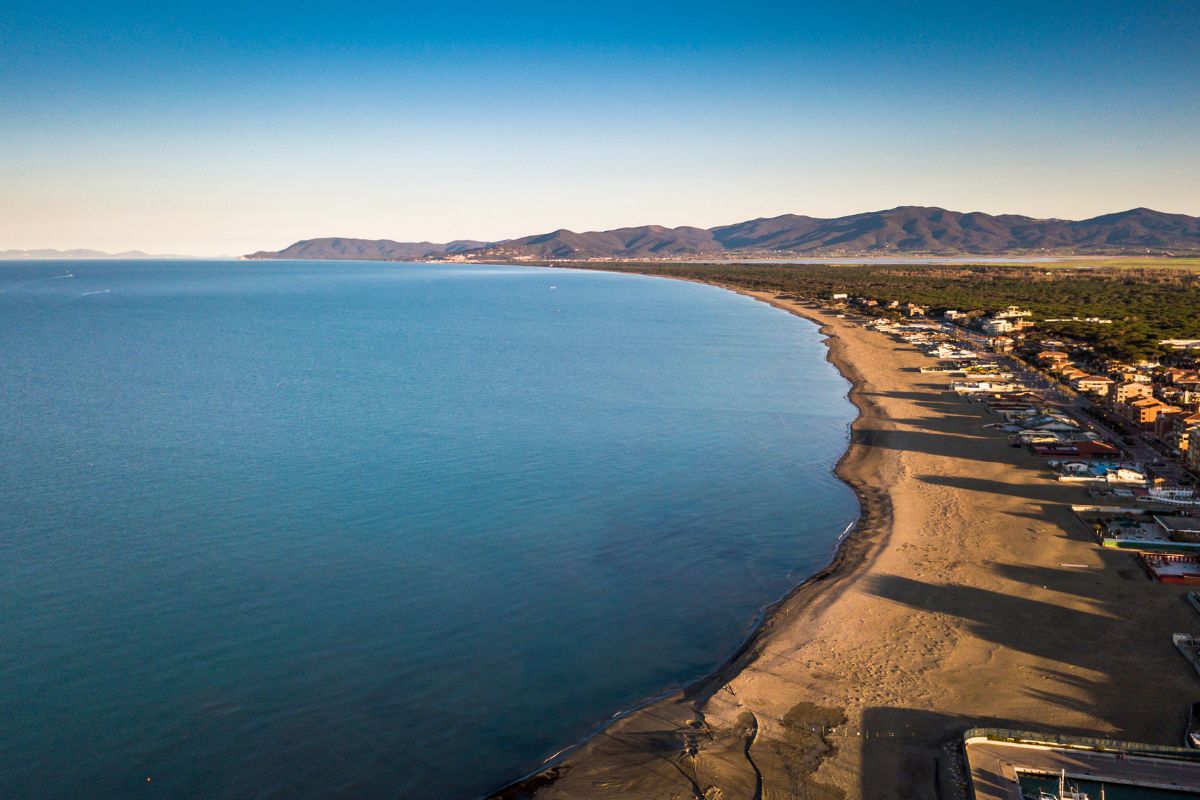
left=497, top=290, right=1200, bottom=799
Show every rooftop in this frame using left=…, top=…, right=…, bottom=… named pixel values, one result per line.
left=965, top=730, right=1200, bottom=800
left=1156, top=516, right=1200, bottom=535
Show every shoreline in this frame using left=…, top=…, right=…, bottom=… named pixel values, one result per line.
left=491, top=273, right=1200, bottom=799
left=490, top=279, right=896, bottom=798
left=674, top=287, right=895, bottom=699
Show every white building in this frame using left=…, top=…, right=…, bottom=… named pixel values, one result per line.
left=982, top=318, right=1016, bottom=335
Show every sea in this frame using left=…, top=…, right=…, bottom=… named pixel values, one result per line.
left=0, top=260, right=858, bottom=799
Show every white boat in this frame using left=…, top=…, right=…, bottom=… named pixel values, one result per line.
left=1029, top=770, right=1090, bottom=800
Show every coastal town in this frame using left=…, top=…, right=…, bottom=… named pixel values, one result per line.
left=493, top=273, right=1200, bottom=800
left=10, top=0, right=1200, bottom=797
left=838, top=298, right=1200, bottom=498
left=822, top=293, right=1200, bottom=799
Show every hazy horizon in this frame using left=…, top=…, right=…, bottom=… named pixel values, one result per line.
left=7, top=202, right=1200, bottom=260
left=4, top=1, right=1198, bottom=256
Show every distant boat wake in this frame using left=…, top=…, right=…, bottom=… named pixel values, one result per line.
left=0, top=271, right=74, bottom=292
left=45, top=287, right=111, bottom=307
left=56, top=288, right=112, bottom=305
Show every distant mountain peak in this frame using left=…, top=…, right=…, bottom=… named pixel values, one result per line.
left=245, top=206, right=1200, bottom=261
left=244, top=237, right=489, bottom=261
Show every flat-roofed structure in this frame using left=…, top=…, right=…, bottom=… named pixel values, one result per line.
left=1156, top=515, right=1200, bottom=539
left=965, top=729, right=1200, bottom=800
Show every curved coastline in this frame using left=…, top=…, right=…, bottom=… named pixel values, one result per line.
left=490, top=278, right=893, bottom=798
left=491, top=269, right=1200, bottom=800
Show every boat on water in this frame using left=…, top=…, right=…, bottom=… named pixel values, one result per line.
left=1025, top=770, right=1094, bottom=800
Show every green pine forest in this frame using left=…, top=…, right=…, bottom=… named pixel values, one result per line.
left=551, top=262, right=1200, bottom=362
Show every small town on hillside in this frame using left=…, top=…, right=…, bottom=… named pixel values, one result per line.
left=816, top=292, right=1200, bottom=799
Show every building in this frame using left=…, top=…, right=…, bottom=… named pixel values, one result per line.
left=964, top=728, right=1200, bottom=800
left=1112, top=380, right=1154, bottom=405
left=1190, top=428, right=1200, bottom=472
left=1070, top=375, right=1115, bottom=396
left=1178, top=411, right=1200, bottom=455
left=1120, top=396, right=1183, bottom=431
left=989, top=336, right=1015, bottom=353
left=1155, top=406, right=1185, bottom=438
left=1036, top=350, right=1069, bottom=365
left=981, top=317, right=1015, bottom=335
left=1173, top=372, right=1200, bottom=405
left=1167, top=368, right=1200, bottom=384
left=1155, top=515, right=1200, bottom=542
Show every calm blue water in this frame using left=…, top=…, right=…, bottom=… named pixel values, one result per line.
left=0, top=260, right=857, bottom=799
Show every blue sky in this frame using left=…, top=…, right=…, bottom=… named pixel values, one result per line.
left=2, top=1, right=1198, bottom=254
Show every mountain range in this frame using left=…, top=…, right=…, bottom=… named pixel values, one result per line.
left=245, top=206, right=1200, bottom=261
left=245, top=238, right=487, bottom=261
left=0, top=248, right=171, bottom=260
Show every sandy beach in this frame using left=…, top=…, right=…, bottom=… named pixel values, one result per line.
left=494, top=287, right=1200, bottom=799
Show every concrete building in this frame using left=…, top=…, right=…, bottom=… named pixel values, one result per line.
left=1112, top=380, right=1154, bottom=405
left=1174, top=411, right=1200, bottom=455
left=1070, top=375, right=1115, bottom=396
left=982, top=317, right=1015, bottom=335
left=1120, top=396, right=1183, bottom=431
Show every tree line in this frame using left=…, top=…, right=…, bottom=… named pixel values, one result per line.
left=546, top=262, right=1200, bottom=362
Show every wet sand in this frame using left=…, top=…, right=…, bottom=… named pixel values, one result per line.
left=493, top=288, right=1199, bottom=800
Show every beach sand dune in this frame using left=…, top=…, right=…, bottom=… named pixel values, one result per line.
left=494, top=292, right=1197, bottom=800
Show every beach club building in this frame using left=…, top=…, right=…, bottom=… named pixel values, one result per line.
left=1140, top=516, right=1200, bottom=583
left=1096, top=513, right=1200, bottom=554
left=1158, top=515, right=1200, bottom=540
left=1140, top=553, right=1200, bottom=584
left=1055, top=461, right=1148, bottom=485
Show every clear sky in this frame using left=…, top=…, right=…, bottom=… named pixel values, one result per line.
left=2, top=0, right=1198, bottom=255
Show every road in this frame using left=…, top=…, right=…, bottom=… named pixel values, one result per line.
left=940, top=320, right=1195, bottom=486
